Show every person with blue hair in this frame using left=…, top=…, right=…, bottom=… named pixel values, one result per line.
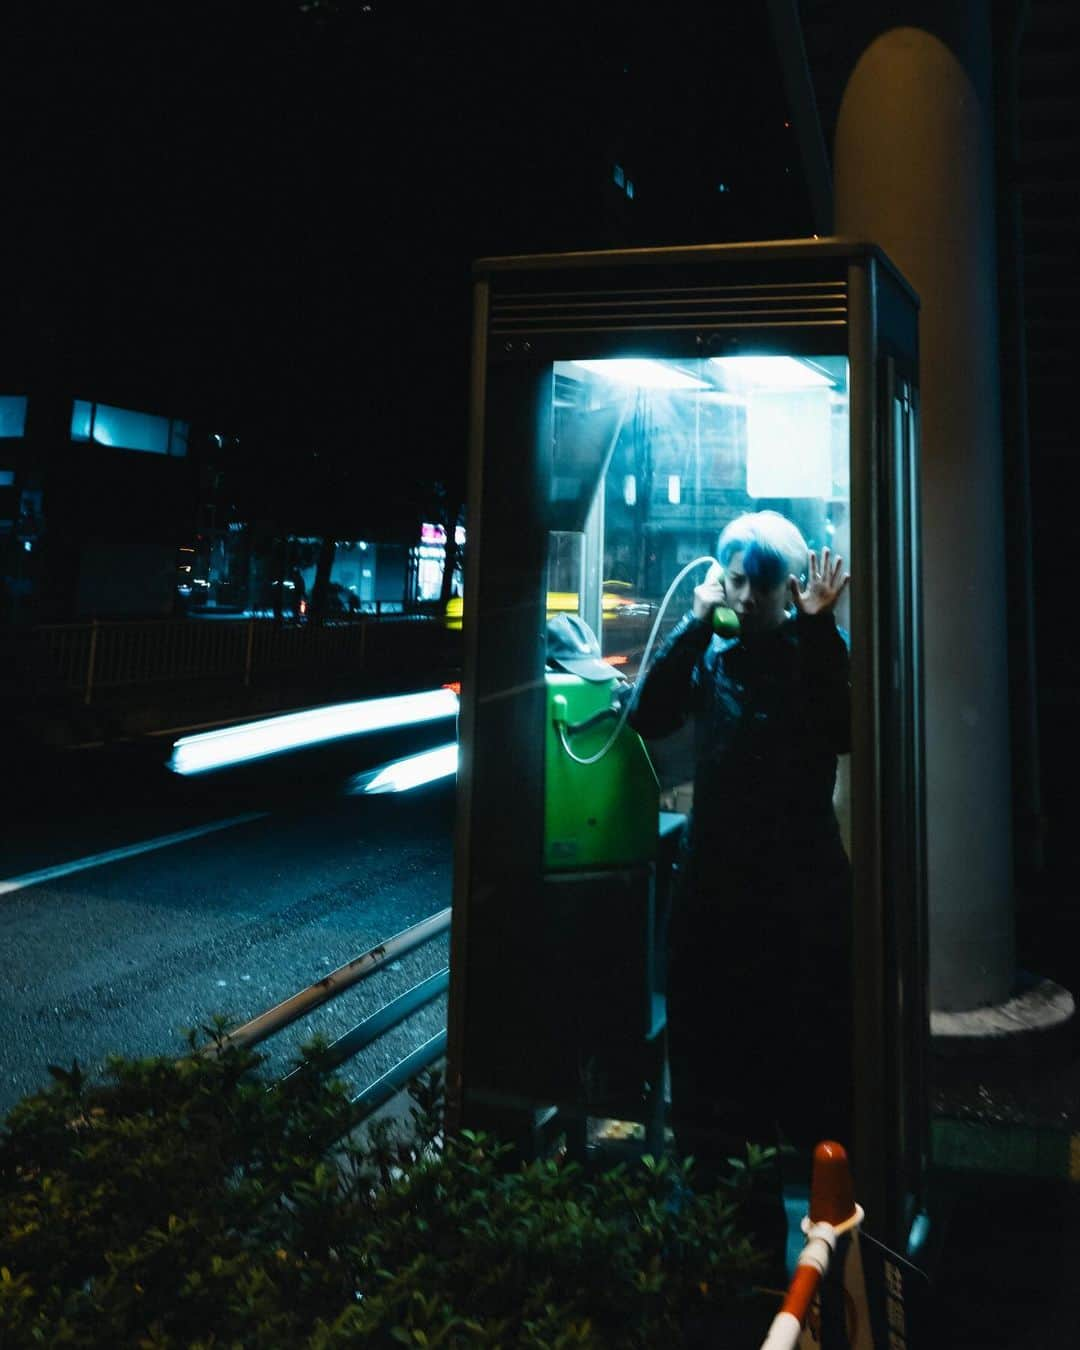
left=630, top=509, right=852, bottom=1217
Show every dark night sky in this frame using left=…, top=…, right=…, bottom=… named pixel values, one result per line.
left=7, top=4, right=459, bottom=420
left=2, top=3, right=807, bottom=456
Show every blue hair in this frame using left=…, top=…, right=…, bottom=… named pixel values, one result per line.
left=716, top=511, right=808, bottom=588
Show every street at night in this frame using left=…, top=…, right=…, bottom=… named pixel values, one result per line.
left=1, top=721, right=454, bottom=1115
left=5, top=1, right=1080, bottom=1345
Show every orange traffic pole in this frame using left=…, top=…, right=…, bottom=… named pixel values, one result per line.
left=759, top=1141, right=865, bottom=1350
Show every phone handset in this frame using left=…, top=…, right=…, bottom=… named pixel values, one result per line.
left=712, top=607, right=739, bottom=635
left=703, top=562, right=740, bottom=637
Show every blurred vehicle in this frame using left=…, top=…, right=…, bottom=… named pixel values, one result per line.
left=443, top=582, right=657, bottom=645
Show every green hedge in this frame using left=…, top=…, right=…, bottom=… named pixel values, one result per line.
left=1, top=1029, right=773, bottom=1347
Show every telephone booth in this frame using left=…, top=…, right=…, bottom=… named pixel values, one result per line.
left=447, top=239, right=927, bottom=1253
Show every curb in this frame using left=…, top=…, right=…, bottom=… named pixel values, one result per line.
left=930, top=974, right=1076, bottom=1059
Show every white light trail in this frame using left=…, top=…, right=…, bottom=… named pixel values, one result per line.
left=348, top=743, right=458, bottom=795
left=168, top=689, right=460, bottom=776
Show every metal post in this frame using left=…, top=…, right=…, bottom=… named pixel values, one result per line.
left=84, top=619, right=99, bottom=706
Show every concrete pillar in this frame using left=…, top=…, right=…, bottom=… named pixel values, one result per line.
left=834, top=7, right=1014, bottom=1010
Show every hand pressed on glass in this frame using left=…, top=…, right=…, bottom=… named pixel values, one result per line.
left=789, top=547, right=850, bottom=618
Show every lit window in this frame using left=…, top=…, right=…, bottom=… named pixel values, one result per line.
left=92, top=403, right=170, bottom=453
left=169, top=420, right=190, bottom=457
left=0, top=396, right=27, bottom=438
left=71, top=400, right=189, bottom=456
left=71, top=400, right=93, bottom=441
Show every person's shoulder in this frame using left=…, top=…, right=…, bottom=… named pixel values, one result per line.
left=792, top=611, right=850, bottom=651
left=665, top=612, right=713, bottom=649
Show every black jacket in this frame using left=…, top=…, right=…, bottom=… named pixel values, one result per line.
left=629, top=609, right=851, bottom=890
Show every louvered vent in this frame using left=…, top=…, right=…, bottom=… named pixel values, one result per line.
left=490, top=278, right=847, bottom=340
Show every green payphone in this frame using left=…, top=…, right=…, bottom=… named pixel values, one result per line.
left=545, top=673, right=657, bottom=871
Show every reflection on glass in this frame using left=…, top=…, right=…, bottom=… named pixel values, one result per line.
left=547, top=530, right=584, bottom=608
left=552, top=354, right=849, bottom=669
left=550, top=353, right=854, bottom=1166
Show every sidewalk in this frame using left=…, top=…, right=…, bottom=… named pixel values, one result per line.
left=921, top=862, right=1080, bottom=1348
left=928, top=1041, right=1080, bottom=1347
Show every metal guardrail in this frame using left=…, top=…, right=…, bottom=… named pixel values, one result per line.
left=217, top=908, right=451, bottom=1053
left=208, top=907, right=452, bottom=1122
left=30, top=612, right=447, bottom=704
left=350, top=1031, right=448, bottom=1114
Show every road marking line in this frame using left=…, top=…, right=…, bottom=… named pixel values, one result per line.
left=0, top=812, right=269, bottom=896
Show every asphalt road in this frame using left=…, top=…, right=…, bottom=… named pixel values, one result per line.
left=1, top=722, right=456, bottom=1117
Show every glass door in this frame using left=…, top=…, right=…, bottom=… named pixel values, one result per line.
left=546, top=352, right=856, bottom=1162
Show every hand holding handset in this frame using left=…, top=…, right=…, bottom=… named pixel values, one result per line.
left=693, top=562, right=740, bottom=636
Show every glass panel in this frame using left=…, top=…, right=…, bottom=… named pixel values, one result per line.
left=552, top=353, right=851, bottom=794
left=0, top=395, right=27, bottom=438
left=92, top=403, right=170, bottom=454
left=551, top=352, right=854, bottom=1158
left=547, top=531, right=585, bottom=614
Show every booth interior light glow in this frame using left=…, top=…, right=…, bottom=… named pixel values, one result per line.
left=571, top=359, right=708, bottom=390
left=708, top=355, right=832, bottom=387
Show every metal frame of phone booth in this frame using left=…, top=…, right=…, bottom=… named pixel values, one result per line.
left=447, top=238, right=927, bottom=1256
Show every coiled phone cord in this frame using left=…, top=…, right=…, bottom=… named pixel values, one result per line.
left=554, top=554, right=724, bottom=766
